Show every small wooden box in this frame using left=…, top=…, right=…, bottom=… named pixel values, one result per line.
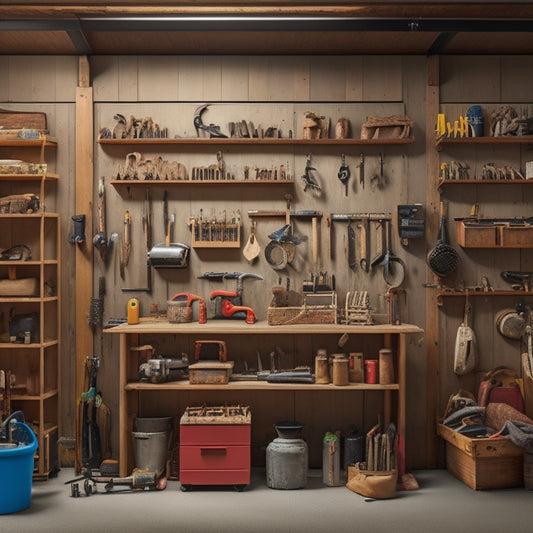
left=188, top=360, right=234, bottom=384
left=438, top=424, right=524, bottom=490
left=455, top=219, right=498, bottom=248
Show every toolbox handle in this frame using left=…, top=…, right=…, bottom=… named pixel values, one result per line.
left=200, top=446, right=227, bottom=454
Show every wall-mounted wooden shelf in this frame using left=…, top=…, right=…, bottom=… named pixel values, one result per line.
left=437, top=289, right=533, bottom=298
left=436, top=135, right=533, bottom=147
left=99, top=137, right=415, bottom=147
left=438, top=178, right=533, bottom=190
left=111, top=179, right=294, bottom=189
left=0, top=173, right=59, bottom=181
left=0, top=137, right=57, bottom=148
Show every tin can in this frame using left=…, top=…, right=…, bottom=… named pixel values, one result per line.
left=332, top=354, right=349, bottom=386
left=315, top=348, right=329, bottom=384
left=379, top=348, right=394, bottom=384
left=364, top=359, right=378, bottom=384
left=348, top=352, right=364, bottom=383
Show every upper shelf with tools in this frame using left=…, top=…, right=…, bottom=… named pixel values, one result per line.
left=435, top=106, right=533, bottom=188
left=98, top=138, right=414, bottom=146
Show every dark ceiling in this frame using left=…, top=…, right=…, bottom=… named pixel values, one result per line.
left=1, top=2, right=533, bottom=55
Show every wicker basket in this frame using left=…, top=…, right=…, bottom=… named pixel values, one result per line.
left=167, top=301, right=193, bottom=323
left=267, top=305, right=336, bottom=326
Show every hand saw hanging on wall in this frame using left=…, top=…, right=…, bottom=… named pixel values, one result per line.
left=120, top=210, right=131, bottom=280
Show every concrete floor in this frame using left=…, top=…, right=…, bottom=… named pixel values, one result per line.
left=2, top=468, right=532, bottom=533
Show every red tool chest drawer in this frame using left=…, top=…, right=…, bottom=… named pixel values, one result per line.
left=181, top=444, right=249, bottom=470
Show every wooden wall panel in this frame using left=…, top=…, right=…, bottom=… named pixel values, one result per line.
left=249, top=56, right=310, bottom=102
left=118, top=57, right=139, bottom=102
left=201, top=56, right=223, bottom=101
left=7, top=56, right=33, bottom=102
left=362, top=56, right=402, bottom=102
left=138, top=56, right=179, bottom=101
left=177, top=56, right=208, bottom=101
left=0, top=57, right=9, bottom=101
left=346, top=57, right=364, bottom=102
left=501, top=56, right=533, bottom=103
left=309, top=56, right=347, bottom=102
left=91, top=56, right=121, bottom=102
left=14, top=52, right=527, bottom=472
left=220, top=56, right=250, bottom=101
left=440, top=56, right=501, bottom=103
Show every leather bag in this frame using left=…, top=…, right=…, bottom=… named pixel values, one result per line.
left=346, top=463, right=397, bottom=499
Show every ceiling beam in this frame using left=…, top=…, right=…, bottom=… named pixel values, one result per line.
left=67, top=29, right=92, bottom=55
left=427, top=32, right=457, bottom=55
left=1, top=17, right=533, bottom=33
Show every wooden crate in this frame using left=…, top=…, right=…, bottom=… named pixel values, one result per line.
left=500, top=225, right=533, bottom=247
left=456, top=219, right=498, bottom=248
left=438, top=423, right=524, bottom=490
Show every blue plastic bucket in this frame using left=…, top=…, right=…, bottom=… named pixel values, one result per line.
left=0, top=422, right=38, bottom=514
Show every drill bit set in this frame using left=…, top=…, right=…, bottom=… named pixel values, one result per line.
left=189, top=209, right=242, bottom=248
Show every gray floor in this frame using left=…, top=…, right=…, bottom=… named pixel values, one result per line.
left=2, top=468, right=532, bottom=532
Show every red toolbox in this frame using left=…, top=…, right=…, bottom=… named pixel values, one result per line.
left=179, top=405, right=251, bottom=490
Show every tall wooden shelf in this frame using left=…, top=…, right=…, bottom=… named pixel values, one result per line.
left=0, top=139, right=60, bottom=480
left=107, top=320, right=422, bottom=477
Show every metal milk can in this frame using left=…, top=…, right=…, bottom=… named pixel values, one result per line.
left=266, top=422, right=308, bottom=490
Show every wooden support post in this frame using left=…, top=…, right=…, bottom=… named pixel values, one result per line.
left=75, top=55, right=94, bottom=418
left=425, top=54, right=441, bottom=468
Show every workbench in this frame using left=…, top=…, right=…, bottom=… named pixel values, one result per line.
left=106, top=319, right=422, bottom=478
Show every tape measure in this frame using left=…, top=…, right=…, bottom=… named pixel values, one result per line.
left=127, top=298, right=139, bottom=325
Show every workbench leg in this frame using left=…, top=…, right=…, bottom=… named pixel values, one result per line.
left=119, top=333, right=128, bottom=477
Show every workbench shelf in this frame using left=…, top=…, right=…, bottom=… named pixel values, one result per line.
left=0, top=137, right=60, bottom=480
left=124, top=381, right=401, bottom=392
left=106, top=320, right=422, bottom=477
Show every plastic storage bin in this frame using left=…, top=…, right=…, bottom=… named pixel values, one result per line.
left=0, top=422, right=38, bottom=514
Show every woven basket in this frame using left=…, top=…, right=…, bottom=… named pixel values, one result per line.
left=167, top=301, right=193, bottom=323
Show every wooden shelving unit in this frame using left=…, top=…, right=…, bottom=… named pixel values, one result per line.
left=0, top=139, right=60, bottom=480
